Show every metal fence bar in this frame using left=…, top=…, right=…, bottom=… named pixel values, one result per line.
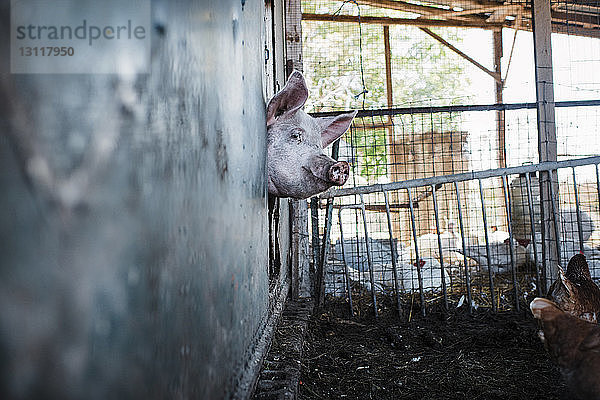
left=337, top=207, right=354, bottom=318
left=524, top=173, right=542, bottom=296
left=310, top=197, right=321, bottom=292
left=455, top=181, right=473, bottom=313
left=320, top=156, right=600, bottom=199
left=539, top=172, right=550, bottom=293
left=317, top=198, right=334, bottom=307
left=359, top=194, right=378, bottom=318
left=478, top=179, right=497, bottom=312
left=316, top=157, right=600, bottom=314
left=502, top=175, right=520, bottom=311
left=315, top=140, right=342, bottom=306
left=383, top=190, right=403, bottom=317
left=572, top=167, right=585, bottom=253
left=310, top=99, right=600, bottom=118
left=548, top=169, right=562, bottom=268
left=431, top=185, right=449, bottom=310
left=407, top=188, right=426, bottom=316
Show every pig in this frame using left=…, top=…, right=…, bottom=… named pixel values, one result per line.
left=266, top=71, right=357, bottom=199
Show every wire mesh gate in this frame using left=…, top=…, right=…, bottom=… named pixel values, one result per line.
left=311, top=150, right=600, bottom=318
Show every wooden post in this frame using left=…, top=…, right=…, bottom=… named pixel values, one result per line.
left=384, top=26, right=394, bottom=112
left=493, top=29, right=508, bottom=230
left=494, top=29, right=506, bottom=169
left=383, top=26, right=395, bottom=179
left=383, top=25, right=403, bottom=237
left=532, top=0, right=558, bottom=292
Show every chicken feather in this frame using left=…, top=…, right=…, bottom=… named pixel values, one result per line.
left=548, top=254, right=600, bottom=323
left=531, top=297, right=600, bottom=400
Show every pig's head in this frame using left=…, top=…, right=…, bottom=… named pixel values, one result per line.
left=266, top=71, right=357, bottom=199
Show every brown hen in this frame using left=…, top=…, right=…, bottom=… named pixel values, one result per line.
left=548, top=253, right=600, bottom=323
left=531, top=297, right=600, bottom=400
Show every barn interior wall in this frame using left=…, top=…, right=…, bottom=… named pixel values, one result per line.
left=0, top=0, right=270, bottom=399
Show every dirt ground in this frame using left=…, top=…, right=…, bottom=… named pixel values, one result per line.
left=298, top=292, right=569, bottom=400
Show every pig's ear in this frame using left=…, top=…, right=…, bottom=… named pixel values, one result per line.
left=266, top=70, right=308, bottom=126
left=319, top=110, right=358, bottom=147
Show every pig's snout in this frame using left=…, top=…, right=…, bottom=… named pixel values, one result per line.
left=328, top=161, right=349, bottom=186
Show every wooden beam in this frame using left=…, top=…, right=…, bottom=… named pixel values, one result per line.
left=435, top=5, right=503, bottom=18
left=433, top=4, right=524, bottom=21
left=383, top=26, right=394, bottom=110
left=354, top=0, right=445, bottom=15
left=302, top=11, right=600, bottom=39
left=503, top=28, right=519, bottom=84
left=487, top=6, right=522, bottom=23
left=383, top=27, right=396, bottom=196
left=551, top=23, right=600, bottom=38
left=551, top=9, right=600, bottom=27
left=514, top=6, right=524, bottom=30
left=301, top=12, right=504, bottom=30
left=431, top=0, right=600, bottom=29
left=504, top=16, right=600, bottom=39
left=420, top=27, right=502, bottom=84
left=353, top=0, right=490, bottom=22
left=352, top=122, right=389, bottom=130
left=424, top=0, right=505, bottom=10
left=383, top=24, right=403, bottom=236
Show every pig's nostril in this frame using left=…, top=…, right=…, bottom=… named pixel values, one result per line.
left=328, top=161, right=349, bottom=185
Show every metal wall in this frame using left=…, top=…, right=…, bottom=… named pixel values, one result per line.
left=0, top=0, right=269, bottom=398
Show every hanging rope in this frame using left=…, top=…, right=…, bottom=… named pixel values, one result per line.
left=333, top=0, right=368, bottom=109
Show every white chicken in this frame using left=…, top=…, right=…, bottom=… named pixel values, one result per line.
left=331, top=232, right=450, bottom=294
left=488, top=226, right=510, bottom=243
left=354, top=252, right=449, bottom=294
left=396, top=257, right=450, bottom=293
left=415, top=227, right=460, bottom=257
left=560, top=208, right=595, bottom=242
left=461, top=236, right=527, bottom=274
left=526, top=209, right=597, bottom=267
left=412, top=220, right=474, bottom=263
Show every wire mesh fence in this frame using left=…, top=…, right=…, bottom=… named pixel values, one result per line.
left=313, top=157, right=600, bottom=317
left=301, top=0, right=600, bottom=314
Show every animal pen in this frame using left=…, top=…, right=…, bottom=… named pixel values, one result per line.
left=299, top=0, right=600, bottom=317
